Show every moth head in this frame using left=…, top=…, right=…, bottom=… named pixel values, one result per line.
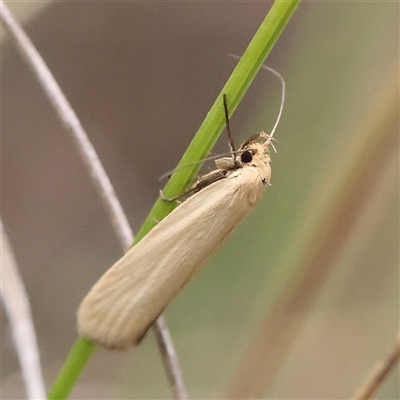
left=237, top=131, right=273, bottom=168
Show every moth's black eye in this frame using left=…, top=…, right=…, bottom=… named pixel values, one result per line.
left=241, top=150, right=253, bottom=163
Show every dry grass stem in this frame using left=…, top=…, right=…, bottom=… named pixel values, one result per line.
left=0, top=2, right=186, bottom=398
left=1, top=221, right=47, bottom=400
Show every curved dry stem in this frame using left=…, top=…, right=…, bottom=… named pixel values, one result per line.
left=0, top=0, right=131, bottom=249
left=0, top=2, right=186, bottom=399
left=152, top=316, right=188, bottom=400
left=1, top=221, right=47, bottom=400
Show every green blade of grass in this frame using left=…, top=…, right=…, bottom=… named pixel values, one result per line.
left=48, top=1, right=300, bottom=399
left=47, top=339, right=95, bottom=400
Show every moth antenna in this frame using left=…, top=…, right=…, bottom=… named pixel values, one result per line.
left=260, top=64, right=285, bottom=140
left=223, top=94, right=237, bottom=166
left=229, top=54, right=285, bottom=153
left=223, top=94, right=235, bottom=152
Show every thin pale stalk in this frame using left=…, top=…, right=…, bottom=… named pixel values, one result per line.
left=152, top=316, right=188, bottom=400
left=352, top=333, right=400, bottom=400
left=0, top=0, right=131, bottom=250
left=1, top=221, right=47, bottom=400
left=0, top=2, right=186, bottom=399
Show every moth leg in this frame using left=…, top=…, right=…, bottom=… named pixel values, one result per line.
left=195, top=170, right=226, bottom=190
left=159, top=170, right=227, bottom=202
left=159, top=188, right=197, bottom=202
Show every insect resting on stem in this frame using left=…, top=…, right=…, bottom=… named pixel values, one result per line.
left=77, top=65, right=286, bottom=349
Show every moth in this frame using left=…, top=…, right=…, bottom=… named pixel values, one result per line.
left=77, top=66, right=285, bottom=349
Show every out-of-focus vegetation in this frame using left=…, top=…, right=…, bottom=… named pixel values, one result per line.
left=2, top=2, right=398, bottom=399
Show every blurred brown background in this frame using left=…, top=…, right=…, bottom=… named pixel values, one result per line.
left=2, top=1, right=399, bottom=399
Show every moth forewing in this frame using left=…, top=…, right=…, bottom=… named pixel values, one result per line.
left=78, top=65, right=285, bottom=349
left=77, top=136, right=272, bottom=349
